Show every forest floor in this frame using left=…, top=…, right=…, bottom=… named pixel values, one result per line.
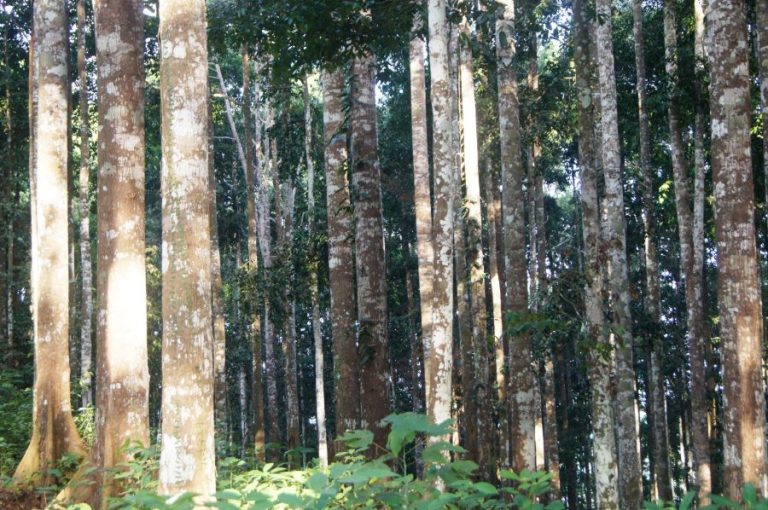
left=0, top=487, right=49, bottom=510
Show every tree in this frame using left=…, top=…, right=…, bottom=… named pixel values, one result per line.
left=574, top=0, right=619, bottom=506
left=14, top=0, right=84, bottom=484
left=458, top=13, right=493, bottom=478
left=496, top=0, right=535, bottom=470
left=158, top=0, right=215, bottom=496
left=594, top=0, right=643, bottom=505
left=689, top=0, right=712, bottom=500
left=758, top=0, right=768, bottom=225
left=350, top=52, right=391, bottom=450
left=425, top=0, right=455, bottom=438
left=705, top=0, right=767, bottom=498
left=631, top=0, right=672, bottom=498
left=322, top=68, right=360, bottom=438
left=304, top=75, right=328, bottom=466
left=82, top=0, right=151, bottom=505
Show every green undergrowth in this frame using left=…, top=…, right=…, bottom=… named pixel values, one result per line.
left=6, top=412, right=764, bottom=509
left=57, top=413, right=563, bottom=510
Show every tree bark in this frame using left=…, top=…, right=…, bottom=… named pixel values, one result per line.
left=574, top=0, right=619, bottom=506
left=690, top=0, right=712, bottom=500
left=158, top=0, right=215, bottom=496
left=409, top=16, right=434, bottom=424
left=425, top=0, right=455, bottom=437
left=594, top=0, right=643, bottom=505
left=81, top=0, right=150, bottom=505
left=14, top=0, right=85, bottom=485
left=209, top=99, right=228, bottom=447
left=304, top=76, right=328, bottom=466
left=350, top=54, right=391, bottom=451
left=458, top=16, right=493, bottom=478
left=496, top=0, right=535, bottom=470
left=322, top=69, right=360, bottom=441
left=705, top=0, right=767, bottom=497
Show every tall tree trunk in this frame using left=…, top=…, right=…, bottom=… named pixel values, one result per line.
left=409, top=15, right=433, bottom=424
left=425, top=0, right=455, bottom=436
left=705, top=0, right=767, bottom=497
left=81, top=0, right=150, bottom=505
left=496, top=0, right=534, bottom=470
left=14, top=0, right=84, bottom=484
left=304, top=76, right=328, bottom=466
left=158, top=0, right=215, bottom=496
left=482, top=161, right=506, bottom=460
left=458, top=16, right=493, bottom=478
left=690, top=0, right=712, bottom=500
left=209, top=100, right=228, bottom=446
left=241, top=46, right=262, bottom=455
left=350, top=54, right=390, bottom=450
left=0, top=9, right=9, bottom=356
left=76, top=0, right=94, bottom=410
left=595, top=0, right=643, bottom=505
left=633, top=0, right=673, bottom=499
left=574, top=0, right=619, bottom=506
left=280, top=183, right=301, bottom=454
left=323, top=69, right=360, bottom=441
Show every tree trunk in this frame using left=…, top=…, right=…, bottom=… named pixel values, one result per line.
left=158, top=0, right=215, bottom=496
left=304, top=76, right=328, bottom=466
left=350, top=54, right=390, bottom=451
left=409, top=16, right=434, bottom=423
left=594, top=0, right=643, bottom=505
left=280, top=183, right=301, bottom=455
left=705, top=0, right=767, bottom=497
left=573, top=0, right=619, bottom=506
left=209, top=100, right=228, bottom=446
left=76, top=0, right=94, bottom=410
left=322, top=69, right=360, bottom=442
left=241, top=46, right=263, bottom=456
left=81, top=0, right=150, bottom=505
left=458, top=16, right=493, bottom=478
left=690, top=0, right=712, bottom=500
left=425, top=0, right=455, bottom=437
left=631, top=0, right=673, bottom=499
left=14, top=0, right=85, bottom=484
left=496, top=0, right=535, bottom=470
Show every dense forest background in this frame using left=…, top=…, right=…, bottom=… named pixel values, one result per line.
left=0, top=0, right=767, bottom=508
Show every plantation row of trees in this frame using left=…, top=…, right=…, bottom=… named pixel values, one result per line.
left=0, top=0, right=767, bottom=508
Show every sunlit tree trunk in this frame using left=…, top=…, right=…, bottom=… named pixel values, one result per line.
left=594, top=0, right=643, bottom=505
left=304, top=76, right=328, bottom=466
left=323, top=69, right=360, bottom=439
left=14, top=0, right=84, bottom=484
left=76, top=0, right=93, bottom=410
left=79, top=0, right=150, bottom=505
left=158, top=0, right=215, bottom=496
left=481, top=161, right=506, bottom=460
left=458, top=16, right=493, bottom=478
left=496, top=0, right=535, bottom=470
left=705, top=0, right=767, bottom=498
left=350, top=54, right=391, bottom=450
left=425, top=0, right=455, bottom=435
left=690, top=0, right=712, bottom=500
left=409, top=14, right=434, bottom=423
left=574, top=0, right=619, bottom=506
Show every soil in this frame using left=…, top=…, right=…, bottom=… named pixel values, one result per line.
left=0, top=488, right=50, bottom=509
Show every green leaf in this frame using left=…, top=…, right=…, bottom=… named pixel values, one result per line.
left=337, top=429, right=374, bottom=450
